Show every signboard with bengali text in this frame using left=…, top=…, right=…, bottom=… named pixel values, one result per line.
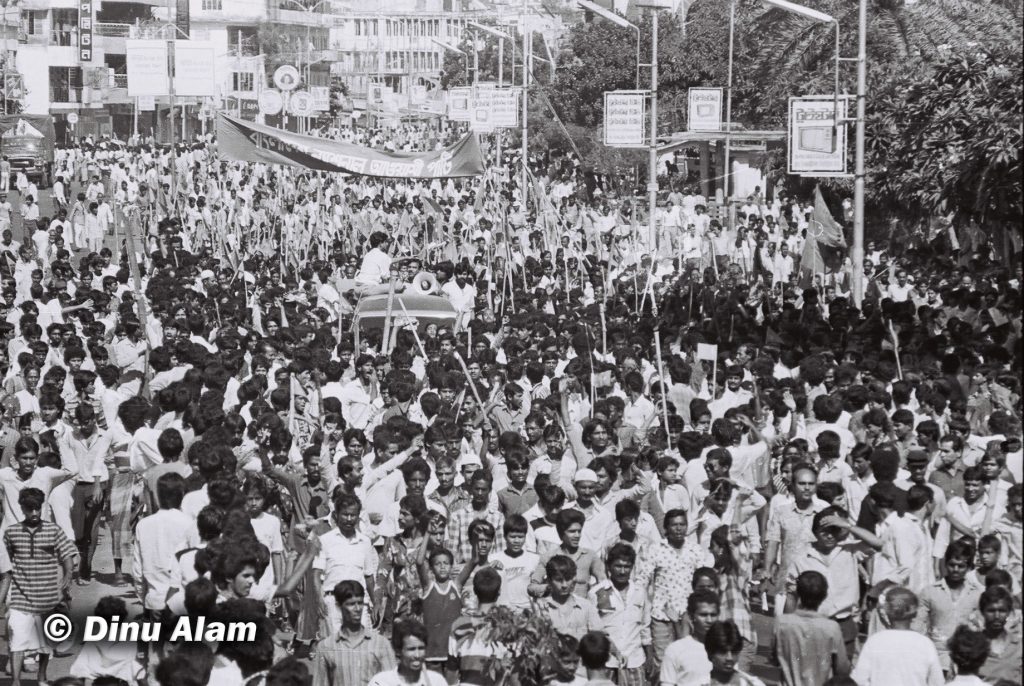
left=688, top=87, right=723, bottom=132
left=470, top=84, right=495, bottom=133
left=490, top=88, right=520, bottom=128
left=788, top=96, right=849, bottom=176
left=447, top=87, right=471, bottom=122
left=174, top=41, right=216, bottom=96
left=603, top=90, right=647, bottom=148
left=79, top=0, right=94, bottom=62
left=126, top=40, right=169, bottom=96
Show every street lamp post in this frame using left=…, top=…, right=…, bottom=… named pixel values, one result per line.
left=724, top=0, right=735, bottom=212
left=761, top=0, right=864, bottom=306
left=577, top=0, right=641, bottom=89
left=648, top=8, right=659, bottom=250
left=468, top=21, right=514, bottom=169
left=431, top=38, right=468, bottom=82
left=635, top=0, right=668, bottom=252
left=852, top=0, right=866, bottom=308
left=521, top=0, right=529, bottom=207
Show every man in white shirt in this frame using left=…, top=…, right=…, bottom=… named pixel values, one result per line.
left=887, top=270, right=913, bottom=303
left=356, top=231, right=398, bottom=296
left=313, top=492, right=379, bottom=632
left=660, top=589, right=718, bottom=685
left=131, top=472, right=191, bottom=614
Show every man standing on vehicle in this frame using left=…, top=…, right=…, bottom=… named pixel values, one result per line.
left=0, top=156, right=10, bottom=192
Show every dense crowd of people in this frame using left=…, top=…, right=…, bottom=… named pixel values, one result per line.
left=0, top=122, right=1019, bottom=686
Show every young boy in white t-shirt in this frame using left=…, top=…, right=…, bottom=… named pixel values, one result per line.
left=490, top=515, right=539, bottom=611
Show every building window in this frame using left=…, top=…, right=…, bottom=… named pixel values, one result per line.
left=49, top=66, right=83, bottom=103
left=202, top=0, right=223, bottom=9
left=51, top=8, right=77, bottom=46
left=232, top=72, right=254, bottom=91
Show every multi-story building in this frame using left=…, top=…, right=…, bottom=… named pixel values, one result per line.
left=10, top=0, right=158, bottom=140
left=1, top=0, right=570, bottom=139
left=326, top=0, right=561, bottom=121
left=329, top=0, right=466, bottom=101
left=5, top=0, right=339, bottom=140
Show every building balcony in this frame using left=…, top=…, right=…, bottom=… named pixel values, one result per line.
left=95, top=23, right=135, bottom=38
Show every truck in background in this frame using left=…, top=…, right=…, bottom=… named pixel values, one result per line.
left=0, top=115, right=56, bottom=188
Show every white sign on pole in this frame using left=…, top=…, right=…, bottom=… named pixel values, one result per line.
left=447, top=87, right=472, bottom=122
left=310, top=86, right=330, bottom=111
left=288, top=91, right=316, bottom=117
left=490, top=88, right=520, bottom=128
left=126, top=40, right=169, bottom=97
left=66, top=112, right=79, bottom=125
left=788, top=96, right=849, bottom=176
left=696, top=343, right=718, bottom=361
left=273, top=65, right=301, bottom=92
left=258, top=89, right=284, bottom=116
left=470, top=85, right=496, bottom=133
left=688, top=87, right=723, bottom=132
left=603, top=90, right=647, bottom=148
left=137, top=95, right=155, bottom=111
left=174, top=41, right=216, bottom=97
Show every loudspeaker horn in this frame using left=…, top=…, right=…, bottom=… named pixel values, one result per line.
left=411, top=272, right=439, bottom=295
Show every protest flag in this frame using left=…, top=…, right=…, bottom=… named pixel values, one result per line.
left=799, top=185, right=847, bottom=287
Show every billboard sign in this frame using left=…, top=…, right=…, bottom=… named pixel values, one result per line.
left=603, top=90, right=646, bottom=148
left=447, top=87, right=471, bottom=122
left=688, top=87, right=723, bottom=131
left=490, top=88, right=520, bottom=128
left=788, top=96, right=849, bottom=176
left=126, top=40, right=169, bottom=96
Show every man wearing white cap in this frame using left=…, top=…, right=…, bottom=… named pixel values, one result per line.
left=193, top=269, right=215, bottom=297
left=564, top=468, right=616, bottom=553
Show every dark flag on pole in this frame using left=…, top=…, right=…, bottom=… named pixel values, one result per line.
left=800, top=185, right=847, bottom=287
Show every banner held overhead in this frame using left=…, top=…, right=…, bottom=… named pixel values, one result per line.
left=216, top=114, right=485, bottom=178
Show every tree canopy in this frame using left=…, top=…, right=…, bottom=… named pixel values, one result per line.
left=867, top=42, right=1022, bottom=226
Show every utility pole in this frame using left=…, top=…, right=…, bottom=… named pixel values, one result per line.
left=851, top=0, right=867, bottom=307
left=497, top=35, right=503, bottom=169
left=647, top=8, right=658, bottom=251
left=167, top=0, right=176, bottom=213
left=521, top=0, right=529, bottom=207
left=723, top=0, right=736, bottom=217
